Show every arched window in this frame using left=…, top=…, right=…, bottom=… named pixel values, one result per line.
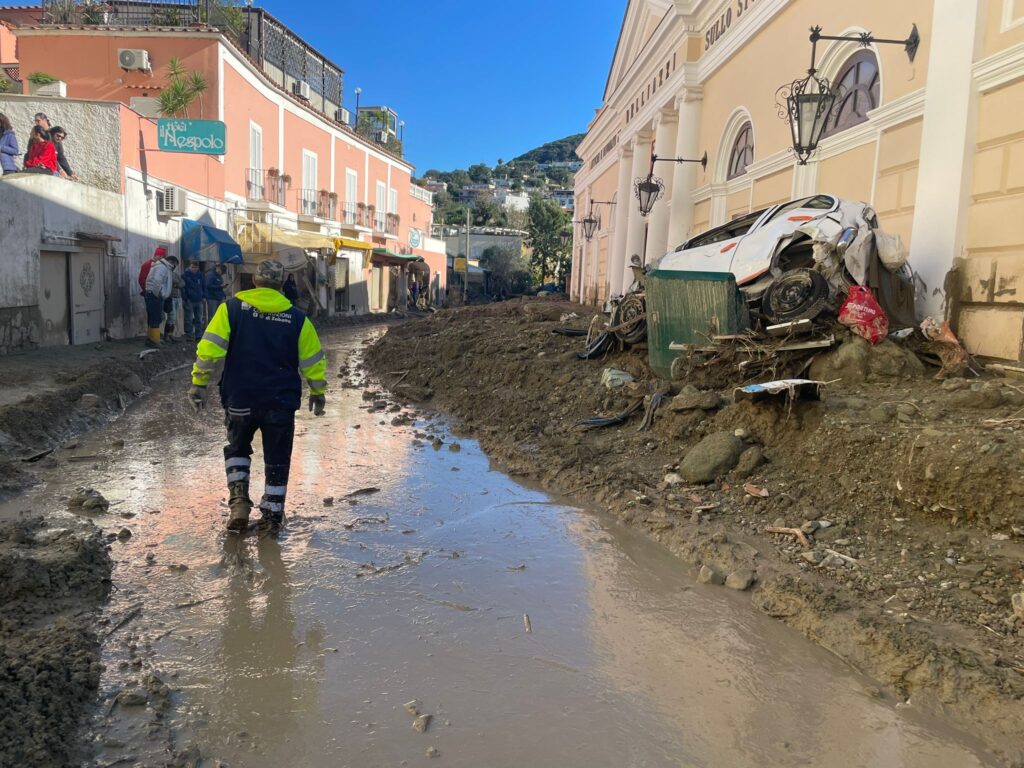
left=823, top=50, right=879, bottom=137
left=727, top=121, right=754, bottom=180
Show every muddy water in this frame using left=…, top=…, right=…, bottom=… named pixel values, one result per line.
left=4, top=327, right=996, bottom=767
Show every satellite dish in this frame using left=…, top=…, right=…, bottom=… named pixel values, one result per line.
left=272, top=245, right=308, bottom=271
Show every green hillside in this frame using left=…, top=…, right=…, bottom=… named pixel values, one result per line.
left=513, top=133, right=585, bottom=165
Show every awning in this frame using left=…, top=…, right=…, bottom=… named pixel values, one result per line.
left=248, top=222, right=337, bottom=250
left=335, top=237, right=373, bottom=251
left=372, top=247, right=423, bottom=262
left=181, top=219, right=242, bottom=264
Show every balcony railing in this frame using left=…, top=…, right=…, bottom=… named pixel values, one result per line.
left=42, top=0, right=206, bottom=27
left=246, top=169, right=288, bottom=207
left=409, top=185, right=434, bottom=205
left=373, top=212, right=399, bottom=236
left=340, top=202, right=370, bottom=228
left=298, top=189, right=336, bottom=220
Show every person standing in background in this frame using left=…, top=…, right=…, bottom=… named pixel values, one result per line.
left=205, top=264, right=227, bottom=323
left=181, top=261, right=205, bottom=342
left=49, top=126, right=78, bottom=181
left=165, top=263, right=184, bottom=343
left=144, top=255, right=178, bottom=348
left=0, top=113, right=19, bottom=174
left=282, top=273, right=299, bottom=304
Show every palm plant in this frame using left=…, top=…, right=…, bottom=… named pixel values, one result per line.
left=158, top=58, right=208, bottom=118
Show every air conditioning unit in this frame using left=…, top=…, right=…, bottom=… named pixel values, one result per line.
left=160, top=185, right=187, bottom=216
left=374, top=131, right=388, bottom=144
left=118, top=48, right=151, bottom=71
left=292, top=81, right=311, bottom=100
left=333, top=108, right=350, bottom=124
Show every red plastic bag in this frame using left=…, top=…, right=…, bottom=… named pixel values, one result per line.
left=839, top=286, right=888, bottom=345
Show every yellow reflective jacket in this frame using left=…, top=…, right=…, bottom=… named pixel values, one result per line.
left=191, top=288, right=327, bottom=403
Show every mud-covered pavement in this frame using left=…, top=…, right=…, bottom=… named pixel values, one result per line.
left=0, top=325, right=1005, bottom=767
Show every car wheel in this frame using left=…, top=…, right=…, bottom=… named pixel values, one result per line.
left=761, top=268, right=829, bottom=324
left=612, top=292, right=647, bottom=344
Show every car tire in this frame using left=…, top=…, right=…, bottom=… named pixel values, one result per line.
left=612, top=292, right=647, bottom=345
left=761, top=268, right=829, bottom=324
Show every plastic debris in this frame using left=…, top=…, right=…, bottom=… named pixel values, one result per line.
left=839, top=286, right=889, bottom=344
left=734, top=379, right=824, bottom=403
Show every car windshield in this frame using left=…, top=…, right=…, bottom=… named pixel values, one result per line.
left=764, top=195, right=835, bottom=223
left=681, top=208, right=767, bottom=249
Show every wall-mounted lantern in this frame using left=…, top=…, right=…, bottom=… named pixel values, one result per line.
left=777, top=24, right=920, bottom=165
left=634, top=151, right=707, bottom=216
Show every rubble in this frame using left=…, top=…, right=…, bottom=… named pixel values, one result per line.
left=365, top=298, right=1024, bottom=755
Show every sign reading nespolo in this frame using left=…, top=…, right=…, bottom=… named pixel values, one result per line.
left=157, top=119, right=227, bottom=155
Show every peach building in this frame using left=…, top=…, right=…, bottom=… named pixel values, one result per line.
left=0, top=1, right=445, bottom=350
left=574, top=0, right=1024, bottom=362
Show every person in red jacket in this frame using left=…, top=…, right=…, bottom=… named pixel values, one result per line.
left=22, top=126, right=58, bottom=175
left=138, top=246, right=168, bottom=297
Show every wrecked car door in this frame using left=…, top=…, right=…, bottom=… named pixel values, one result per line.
left=658, top=208, right=771, bottom=275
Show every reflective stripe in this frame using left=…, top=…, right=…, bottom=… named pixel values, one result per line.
left=260, top=501, right=285, bottom=513
left=202, top=331, right=228, bottom=349
left=195, top=358, right=217, bottom=371
left=225, top=457, right=251, bottom=469
left=308, top=380, right=327, bottom=390
left=264, top=485, right=288, bottom=496
left=227, top=471, right=249, bottom=483
left=299, top=350, right=325, bottom=368
left=227, top=407, right=251, bottom=416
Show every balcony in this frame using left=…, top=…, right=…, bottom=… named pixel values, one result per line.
left=298, top=189, right=336, bottom=220
left=340, top=202, right=370, bottom=228
left=373, top=212, right=399, bottom=236
left=245, top=169, right=288, bottom=207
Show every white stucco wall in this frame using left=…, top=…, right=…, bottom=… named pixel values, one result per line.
left=0, top=94, right=122, bottom=193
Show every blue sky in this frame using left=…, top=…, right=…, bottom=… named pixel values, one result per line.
left=258, top=0, right=625, bottom=173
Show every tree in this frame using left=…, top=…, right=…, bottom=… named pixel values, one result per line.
left=525, top=196, right=569, bottom=287
left=481, top=245, right=529, bottom=296
left=546, top=167, right=572, bottom=187
left=467, top=163, right=492, bottom=184
left=472, top=193, right=504, bottom=227
left=158, top=57, right=207, bottom=117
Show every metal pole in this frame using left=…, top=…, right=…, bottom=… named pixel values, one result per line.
left=464, top=207, right=470, bottom=304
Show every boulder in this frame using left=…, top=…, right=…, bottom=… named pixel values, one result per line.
left=680, top=432, right=744, bottom=483
left=671, top=385, right=720, bottom=412
left=732, top=445, right=764, bottom=477
left=809, top=336, right=924, bottom=384
left=697, top=565, right=724, bottom=585
left=725, top=569, right=756, bottom=591
left=1012, top=592, right=1024, bottom=622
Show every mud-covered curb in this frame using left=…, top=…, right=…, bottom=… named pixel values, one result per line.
left=364, top=299, right=1024, bottom=766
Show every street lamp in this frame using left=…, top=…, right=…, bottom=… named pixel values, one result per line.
left=777, top=24, right=920, bottom=164
left=581, top=213, right=600, bottom=241
left=354, top=86, right=361, bottom=125
left=399, top=120, right=405, bottom=142
left=634, top=151, right=707, bottom=216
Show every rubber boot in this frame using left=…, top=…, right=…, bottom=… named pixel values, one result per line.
left=146, top=328, right=161, bottom=348
left=227, top=481, right=251, bottom=532
left=255, top=495, right=284, bottom=536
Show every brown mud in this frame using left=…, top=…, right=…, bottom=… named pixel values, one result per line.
left=366, top=297, right=1024, bottom=765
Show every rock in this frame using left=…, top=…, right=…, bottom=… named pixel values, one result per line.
left=116, top=527, right=132, bottom=541
left=69, top=487, right=110, bottom=513
left=122, top=372, right=145, bottom=395
left=697, top=565, right=724, bottom=585
left=448, top=443, right=461, bottom=453
left=670, top=386, right=720, bottom=411
left=725, top=569, right=756, bottom=591
left=1012, top=593, right=1024, bottom=622
left=663, top=472, right=683, bottom=486
left=732, top=445, right=764, bottom=477
left=116, top=688, right=148, bottom=707
left=426, top=746, right=441, bottom=758
left=801, top=551, right=824, bottom=565
left=947, top=388, right=1005, bottom=409
left=809, top=336, right=923, bottom=384
left=941, top=377, right=970, bottom=392
left=323, top=497, right=334, bottom=506
left=680, top=432, right=744, bottom=483
left=710, top=531, right=728, bottom=544
left=800, top=520, right=820, bottom=535
left=600, top=368, right=634, bottom=389
left=866, top=404, right=896, bottom=423
left=413, top=714, right=432, bottom=733
left=79, top=393, right=101, bottom=409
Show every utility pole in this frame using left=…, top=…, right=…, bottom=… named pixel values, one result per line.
left=464, top=207, right=470, bottom=304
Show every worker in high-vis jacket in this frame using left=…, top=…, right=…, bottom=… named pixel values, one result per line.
left=187, top=260, right=327, bottom=534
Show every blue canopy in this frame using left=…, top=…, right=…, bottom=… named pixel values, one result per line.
left=181, top=219, right=243, bottom=265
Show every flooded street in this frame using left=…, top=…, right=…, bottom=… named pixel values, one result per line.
left=5, top=327, right=995, bottom=767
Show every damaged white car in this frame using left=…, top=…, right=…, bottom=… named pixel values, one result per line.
left=609, top=194, right=917, bottom=344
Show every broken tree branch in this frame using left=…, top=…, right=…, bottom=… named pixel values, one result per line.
left=765, top=526, right=811, bottom=548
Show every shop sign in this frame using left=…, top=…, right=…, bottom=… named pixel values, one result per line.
left=453, top=257, right=468, bottom=272
left=409, top=228, right=423, bottom=248
left=704, top=0, right=757, bottom=51
left=157, top=119, right=227, bottom=155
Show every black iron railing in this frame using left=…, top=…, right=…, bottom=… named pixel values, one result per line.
left=298, top=189, right=335, bottom=219
left=246, top=168, right=288, bottom=207
left=340, top=202, right=369, bottom=228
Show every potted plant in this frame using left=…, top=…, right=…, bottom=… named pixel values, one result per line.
left=267, top=167, right=280, bottom=177
left=328, top=191, right=338, bottom=201
left=281, top=173, right=292, bottom=186
left=27, top=71, right=67, bottom=98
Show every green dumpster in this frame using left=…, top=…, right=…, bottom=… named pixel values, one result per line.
left=646, top=270, right=750, bottom=378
